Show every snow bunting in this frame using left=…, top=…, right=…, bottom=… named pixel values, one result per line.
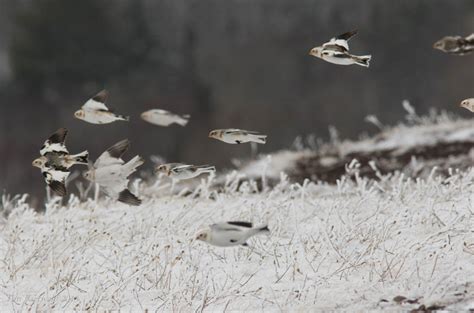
left=84, top=139, right=144, bottom=205
left=141, top=109, right=190, bottom=127
left=433, top=34, right=474, bottom=55
left=460, top=98, right=474, bottom=112
left=32, top=128, right=88, bottom=196
left=74, top=90, right=129, bottom=124
left=155, top=163, right=215, bottom=180
left=309, top=30, right=372, bottom=67
left=196, top=221, right=270, bottom=247
left=209, top=129, right=267, bottom=144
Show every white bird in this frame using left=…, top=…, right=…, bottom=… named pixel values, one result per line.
left=196, top=221, right=270, bottom=247
left=141, top=109, right=190, bottom=127
left=74, top=90, right=129, bottom=124
left=32, top=128, right=88, bottom=196
left=84, top=139, right=143, bottom=205
left=460, top=98, right=474, bottom=112
left=209, top=129, right=267, bottom=144
left=155, top=163, right=215, bottom=180
left=309, top=30, right=372, bottom=67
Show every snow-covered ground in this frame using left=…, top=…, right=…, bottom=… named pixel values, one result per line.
left=1, top=166, right=474, bottom=311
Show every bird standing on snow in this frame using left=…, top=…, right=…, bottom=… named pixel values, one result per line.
left=433, top=34, right=474, bottom=55
left=141, top=109, right=190, bottom=127
left=209, top=129, right=267, bottom=144
left=196, top=222, right=270, bottom=247
left=74, top=90, right=129, bottom=124
left=84, top=139, right=143, bottom=205
left=155, top=163, right=216, bottom=180
left=460, top=98, right=474, bottom=112
left=309, top=30, right=372, bottom=67
left=32, top=128, right=88, bottom=196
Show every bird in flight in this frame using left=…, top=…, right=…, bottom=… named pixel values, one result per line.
left=196, top=221, right=270, bottom=247
left=433, top=34, right=474, bottom=55
left=74, top=90, right=129, bottom=124
left=309, top=30, right=372, bottom=67
left=141, top=109, right=190, bottom=127
left=32, top=128, right=88, bottom=196
left=209, top=129, right=267, bottom=144
left=155, top=163, right=216, bottom=181
left=83, top=139, right=143, bottom=206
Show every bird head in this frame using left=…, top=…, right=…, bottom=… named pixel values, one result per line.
left=155, top=164, right=170, bottom=175
left=83, top=169, right=95, bottom=181
left=195, top=230, right=209, bottom=242
left=32, top=157, right=46, bottom=168
left=309, top=47, right=322, bottom=57
left=433, top=39, right=445, bottom=50
left=460, top=99, right=473, bottom=111
left=74, top=109, right=85, bottom=119
left=208, top=130, right=221, bottom=139
left=140, top=111, right=150, bottom=122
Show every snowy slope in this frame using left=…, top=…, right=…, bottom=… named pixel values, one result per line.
left=1, top=168, right=473, bottom=311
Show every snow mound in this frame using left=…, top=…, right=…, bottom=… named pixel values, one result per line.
left=1, top=169, right=473, bottom=311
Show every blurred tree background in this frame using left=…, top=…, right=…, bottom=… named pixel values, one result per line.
left=0, top=0, right=473, bottom=200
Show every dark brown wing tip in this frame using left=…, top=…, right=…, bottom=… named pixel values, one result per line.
left=92, top=89, right=108, bottom=103
left=49, top=128, right=68, bottom=144
left=49, top=180, right=67, bottom=196
left=118, top=189, right=141, bottom=206
left=228, top=221, right=253, bottom=228
left=107, top=139, right=130, bottom=159
left=337, top=29, right=358, bottom=40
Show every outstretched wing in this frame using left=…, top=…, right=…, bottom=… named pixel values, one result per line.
left=82, top=90, right=109, bottom=111
left=324, top=29, right=358, bottom=51
left=335, top=30, right=358, bottom=41
left=94, top=139, right=130, bottom=168
left=42, top=167, right=70, bottom=196
left=40, top=128, right=69, bottom=156
left=321, top=44, right=349, bottom=57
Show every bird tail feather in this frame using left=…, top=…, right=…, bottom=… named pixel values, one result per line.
left=119, top=115, right=130, bottom=122
left=251, top=135, right=267, bottom=144
left=71, top=150, right=89, bottom=165
left=177, top=116, right=190, bottom=127
left=125, top=155, right=145, bottom=174
left=248, top=225, right=270, bottom=237
left=466, top=33, right=474, bottom=42
left=353, top=55, right=371, bottom=67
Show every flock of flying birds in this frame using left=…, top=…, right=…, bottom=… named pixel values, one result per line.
left=31, top=30, right=474, bottom=247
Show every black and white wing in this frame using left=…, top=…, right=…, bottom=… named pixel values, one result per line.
left=40, top=128, right=69, bottom=156
left=42, top=166, right=70, bottom=196
left=323, top=29, right=358, bottom=51
left=320, top=44, right=350, bottom=57
left=224, top=129, right=246, bottom=135
left=94, top=139, right=130, bottom=168
left=102, top=182, right=141, bottom=206
left=82, top=89, right=110, bottom=111
left=170, top=164, right=194, bottom=173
